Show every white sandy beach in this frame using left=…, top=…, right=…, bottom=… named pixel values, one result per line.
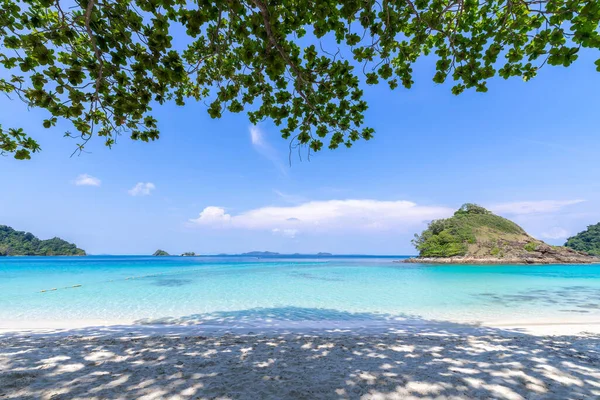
left=2, top=320, right=600, bottom=399
left=3, top=314, right=600, bottom=335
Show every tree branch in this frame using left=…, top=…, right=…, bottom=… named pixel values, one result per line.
left=84, top=0, right=103, bottom=105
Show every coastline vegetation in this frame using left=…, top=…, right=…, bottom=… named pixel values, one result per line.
left=565, top=223, right=600, bottom=255
left=411, top=204, right=525, bottom=257
left=0, top=225, right=85, bottom=256
left=410, top=204, right=597, bottom=263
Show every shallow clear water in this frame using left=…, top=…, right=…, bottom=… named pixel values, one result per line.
left=2, top=256, right=600, bottom=327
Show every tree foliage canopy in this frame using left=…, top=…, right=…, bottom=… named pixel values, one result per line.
left=1, top=0, right=599, bottom=159
left=565, top=223, right=600, bottom=256
left=0, top=225, right=86, bottom=255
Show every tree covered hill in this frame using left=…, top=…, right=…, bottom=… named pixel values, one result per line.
left=0, top=225, right=86, bottom=256
left=409, top=204, right=596, bottom=264
left=565, top=223, right=600, bottom=256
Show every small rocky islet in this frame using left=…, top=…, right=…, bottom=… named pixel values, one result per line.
left=151, top=250, right=197, bottom=256
left=405, top=203, right=599, bottom=264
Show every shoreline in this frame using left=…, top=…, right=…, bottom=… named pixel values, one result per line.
left=401, top=256, right=600, bottom=264
left=3, top=314, right=600, bottom=336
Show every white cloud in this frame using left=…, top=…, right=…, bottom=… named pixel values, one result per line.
left=73, top=174, right=101, bottom=187
left=250, top=125, right=264, bottom=146
left=541, top=227, right=570, bottom=240
left=189, top=199, right=453, bottom=233
left=273, top=189, right=307, bottom=204
left=272, top=228, right=299, bottom=238
left=489, top=200, right=584, bottom=215
left=249, top=126, right=287, bottom=175
left=193, top=206, right=232, bottom=225
left=128, top=182, right=156, bottom=196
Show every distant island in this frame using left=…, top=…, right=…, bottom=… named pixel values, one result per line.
left=405, top=204, right=598, bottom=264
left=150, top=250, right=333, bottom=257
left=151, top=250, right=197, bottom=256
left=0, top=225, right=85, bottom=256
left=241, top=251, right=333, bottom=257
left=241, top=251, right=280, bottom=256
left=565, top=223, right=600, bottom=256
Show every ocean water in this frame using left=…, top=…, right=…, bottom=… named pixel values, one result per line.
left=2, top=255, right=600, bottom=328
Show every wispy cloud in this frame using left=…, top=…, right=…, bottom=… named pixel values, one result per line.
left=249, top=125, right=264, bottom=146
left=73, top=174, right=101, bottom=187
left=128, top=182, right=156, bottom=196
left=489, top=200, right=585, bottom=215
left=272, top=228, right=299, bottom=238
left=189, top=199, right=453, bottom=235
left=250, top=126, right=287, bottom=175
left=273, top=189, right=307, bottom=204
left=540, top=227, right=570, bottom=240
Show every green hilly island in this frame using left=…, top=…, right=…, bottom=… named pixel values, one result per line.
left=408, top=204, right=597, bottom=264
left=565, top=223, right=600, bottom=256
left=0, top=225, right=85, bottom=256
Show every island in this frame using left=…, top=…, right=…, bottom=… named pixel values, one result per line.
left=405, top=203, right=598, bottom=264
left=0, top=225, right=86, bottom=256
left=181, top=252, right=197, bottom=257
left=240, top=251, right=334, bottom=257
left=240, top=251, right=280, bottom=256
left=565, top=223, right=600, bottom=256
left=152, top=249, right=170, bottom=256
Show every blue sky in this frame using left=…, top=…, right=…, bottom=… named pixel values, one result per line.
left=1, top=50, right=599, bottom=255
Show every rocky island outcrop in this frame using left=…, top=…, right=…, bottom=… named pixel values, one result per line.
left=405, top=204, right=598, bottom=264
left=152, top=249, right=170, bottom=256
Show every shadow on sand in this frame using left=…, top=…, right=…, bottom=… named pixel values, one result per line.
left=1, top=307, right=600, bottom=399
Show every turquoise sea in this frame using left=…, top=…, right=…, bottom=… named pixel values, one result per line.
left=2, top=256, right=600, bottom=328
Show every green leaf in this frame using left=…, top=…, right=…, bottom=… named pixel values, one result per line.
left=0, top=0, right=596, bottom=160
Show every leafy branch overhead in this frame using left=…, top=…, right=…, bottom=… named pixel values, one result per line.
left=1, top=0, right=599, bottom=159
